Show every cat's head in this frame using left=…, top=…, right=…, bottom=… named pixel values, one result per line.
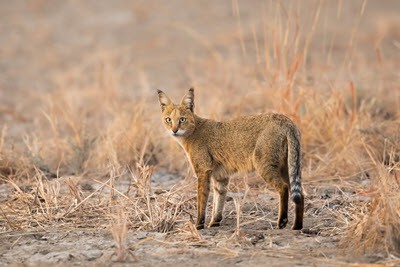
left=157, top=88, right=196, bottom=138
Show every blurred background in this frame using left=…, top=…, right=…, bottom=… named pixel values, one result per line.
left=0, top=0, right=399, bottom=173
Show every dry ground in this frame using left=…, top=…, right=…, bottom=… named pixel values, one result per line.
left=1, top=1, right=400, bottom=266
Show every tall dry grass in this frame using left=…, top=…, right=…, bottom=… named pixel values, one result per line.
left=343, top=162, right=400, bottom=257
left=0, top=0, right=399, bottom=261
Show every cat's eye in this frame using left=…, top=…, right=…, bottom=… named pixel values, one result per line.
left=165, top=117, right=171, bottom=123
left=179, top=117, right=186, bottom=123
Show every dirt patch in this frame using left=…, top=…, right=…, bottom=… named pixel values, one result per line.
left=0, top=174, right=394, bottom=266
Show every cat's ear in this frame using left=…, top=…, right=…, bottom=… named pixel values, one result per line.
left=180, top=88, right=194, bottom=112
left=157, top=90, right=172, bottom=112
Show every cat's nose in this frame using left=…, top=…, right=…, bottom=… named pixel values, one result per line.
left=172, top=129, right=178, bottom=134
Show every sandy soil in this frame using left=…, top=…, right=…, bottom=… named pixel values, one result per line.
left=0, top=175, right=373, bottom=266
left=0, top=173, right=393, bottom=266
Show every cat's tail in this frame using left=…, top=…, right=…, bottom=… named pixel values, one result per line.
left=287, top=128, right=303, bottom=204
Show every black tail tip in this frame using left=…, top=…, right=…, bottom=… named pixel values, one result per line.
left=292, top=194, right=302, bottom=204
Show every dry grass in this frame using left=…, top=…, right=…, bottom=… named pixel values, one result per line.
left=342, top=154, right=400, bottom=257
left=1, top=0, right=400, bottom=264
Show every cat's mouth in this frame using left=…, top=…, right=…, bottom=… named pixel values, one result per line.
left=171, top=129, right=186, bottom=136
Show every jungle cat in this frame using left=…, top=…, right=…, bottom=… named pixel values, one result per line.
left=157, top=88, right=304, bottom=230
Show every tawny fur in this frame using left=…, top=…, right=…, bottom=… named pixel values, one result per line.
left=157, top=88, right=304, bottom=230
